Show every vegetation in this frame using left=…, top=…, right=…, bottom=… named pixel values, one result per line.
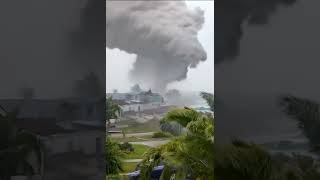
left=160, top=119, right=185, bottom=136
left=106, top=138, right=150, bottom=176
left=215, top=140, right=277, bottom=180
left=106, top=97, right=121, bottom=137
left=200, top=92, right=214, bottom=112
left=123, top=144, right=150, bottom=160
left=280, top=95, right=320, bottom=147
left=139, top=108, right=214, bottom=180
left=122, top=162, right=139, bottom=174
left=152, top=131, right=172, bottom=138
left=215, top=139, right=320, bottom=180
left=212, top=94, right=320, bottom=180
left=120, top=119, right=161, bottom=133
left=119, top=142, right=134, bottom=152
left=111, top=135, right=153, bottom=143
left=106, top=97, right=121, bottom=121
left=106, top=137, right=123, bottom=175
left=107, top=92, right=320, bottom=179
left=0, top=110, right=43, bottom=180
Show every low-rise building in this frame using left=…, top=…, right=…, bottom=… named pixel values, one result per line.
left=109, top=89, right=165, bottom=114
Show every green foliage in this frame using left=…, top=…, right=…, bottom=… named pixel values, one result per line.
left=140, top=108, right=214, bottom=180
left=200, top=92, right=214, bottom=112
left=122, top=162, right=139, bottom=174
left=161, top=108, right=203, bottom=127
left=106, top=97, right=121, bottom=121
left=152, top=131, right=172, bottom=138
left=160, top=121, right=184, bottom=136
left=215, top=140, right=277, bottom=180
left=122, top=144, right=150, bottom=160
left=119, top=142, right=134, bottom=152
left=280, top=95, right=320, bottom=146
left=215, top=140, right=320, bottom=180
left=106, top=137, right=124, bottom=175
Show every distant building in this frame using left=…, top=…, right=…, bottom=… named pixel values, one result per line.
left=108, top=89, right=165, bottom=113
left=106, top=92, right=128, bottom=101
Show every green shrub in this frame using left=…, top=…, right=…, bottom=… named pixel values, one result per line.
left=119, top=142, right=134, bottom=152
left=152, top=131, right=172, bottom=138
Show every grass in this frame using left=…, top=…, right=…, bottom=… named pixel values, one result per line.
left=118, top=119, right=161, bottom=133
left=107, top=174, right=129, bottom=180
left=123, top=144, right=151, bottom=159
left=122, top=125, right=160, bottom=133
left=120, top=144, right=150, bottom=176
left=122, top=162, right=139, bottom=173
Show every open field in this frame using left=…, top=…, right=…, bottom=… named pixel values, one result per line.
left=122, top=144, right=150, bottom=159
left=122, top=162, right=139, bottom=173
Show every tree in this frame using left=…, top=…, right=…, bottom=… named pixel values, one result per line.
left=105, top=99, right=124, bottom=177
left=200, top=92, right=214, bottom=112
left=106, top=137, right=123, bottom=175
left=140, top=108, right=214, bottom=180
left=215, top=140, right=279, bottom=180
left=279, top=95, right=320, bottom=147
left=106, top=97, right=121, bottom=121
left=213, top=95, right=320, bottom=180
left=0, top=110, right=43, bottom=180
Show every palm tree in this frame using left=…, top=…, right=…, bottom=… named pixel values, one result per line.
left=215, top=140, right=281, bottom=180
left=200, top=92, right=214, bottom=112
left=140, top=108, right=214, bottom=180
left=0, top=110, right=43, bottom=180
left=213, top=95, right=320, bottom=180
left=279, top=95, right=320, bottom=147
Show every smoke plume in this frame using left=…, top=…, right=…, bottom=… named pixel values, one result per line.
left=106, top=1, right=207, bottom=92
left=215, top=0, right=297, bottom=64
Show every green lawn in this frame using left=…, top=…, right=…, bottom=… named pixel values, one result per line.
left=120, top=144, right=150, bottom=175
left=106, top=174, right=129, bottom=180
left=123, top=144, right=150, bottom=159
left=119, top=119, right=161, bottom=133
left=122, top=162, right=139, bottom=173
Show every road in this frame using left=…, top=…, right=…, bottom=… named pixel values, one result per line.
left=130, top=140, right=170, bottom=147
left=110, top=132, right=155, bottom=138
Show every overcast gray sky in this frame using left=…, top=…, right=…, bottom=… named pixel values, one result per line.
left=106, top=1, right=214, bottom=93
